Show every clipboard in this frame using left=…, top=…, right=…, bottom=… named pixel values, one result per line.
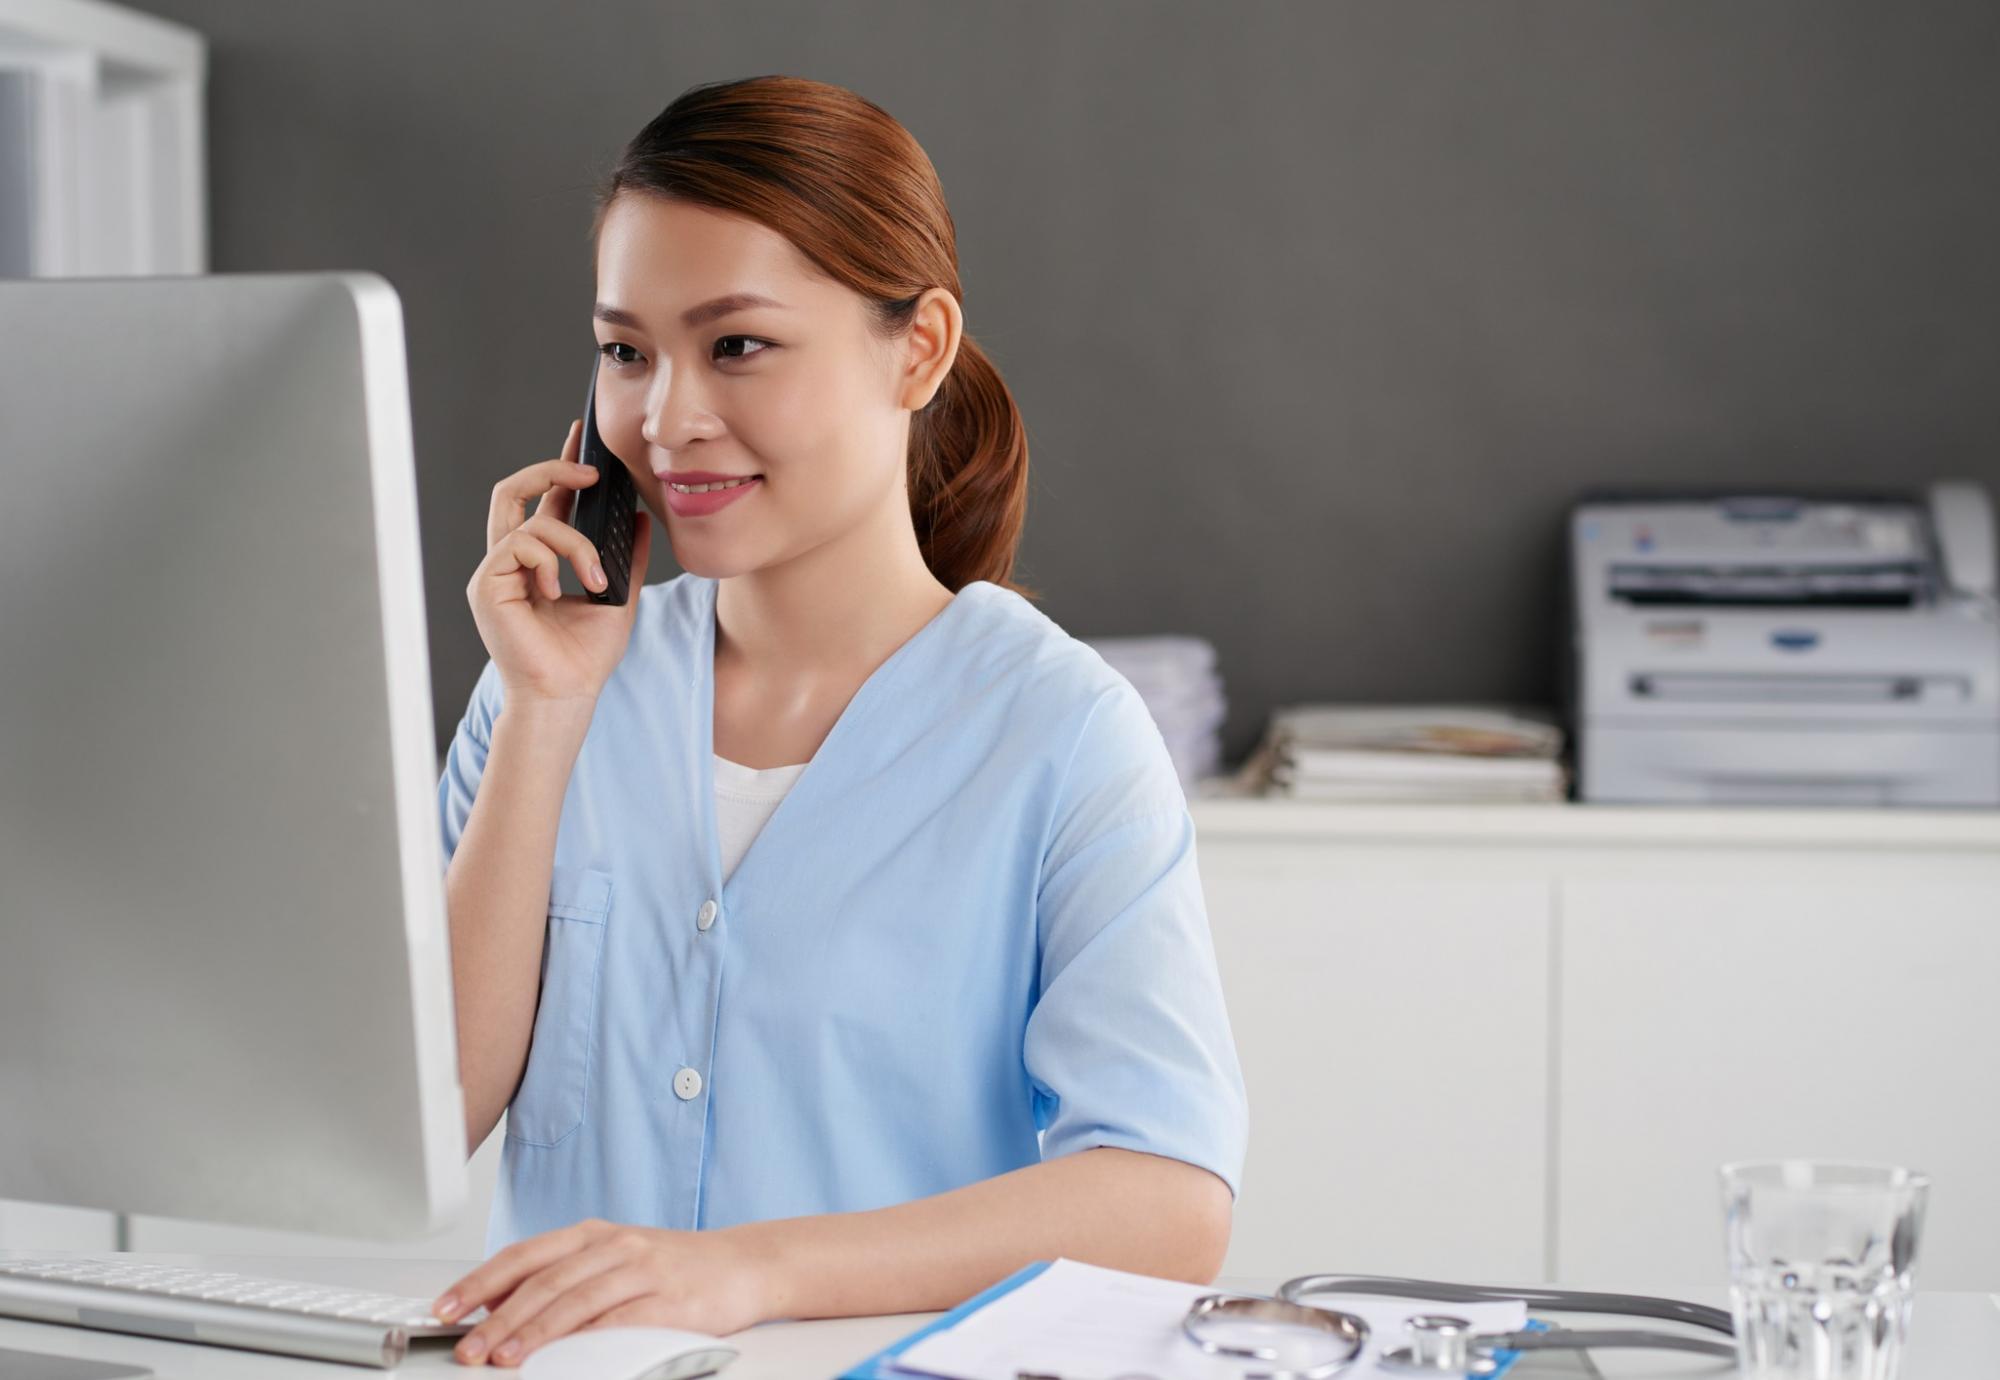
left=837, top=1259, right=1546, bottom=1380
left=839, top=1259, right=1052, bottom=1379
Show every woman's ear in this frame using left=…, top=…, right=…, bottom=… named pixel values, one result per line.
left=899, top=287, right=963, bottom=413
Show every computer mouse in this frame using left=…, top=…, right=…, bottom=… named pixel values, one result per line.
left=517, top=1325, right=738, bottom=1380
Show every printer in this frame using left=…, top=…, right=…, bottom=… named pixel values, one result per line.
left=1565, top=483, right=2000, bottom=806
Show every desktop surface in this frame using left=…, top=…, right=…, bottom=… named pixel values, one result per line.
left=2, top=1253, right=1995, bottom=1378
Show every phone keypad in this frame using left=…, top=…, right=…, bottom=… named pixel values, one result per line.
left=587, top=468, right=636, bottom=605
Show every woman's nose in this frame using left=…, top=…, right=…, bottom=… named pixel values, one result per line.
left=643, top=388, right=722, bottom=451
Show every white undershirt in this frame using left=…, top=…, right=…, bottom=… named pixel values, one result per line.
left=713, top=752, right=809, bottom=883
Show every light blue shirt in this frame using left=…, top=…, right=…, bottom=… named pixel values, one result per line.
left=436, top=572, right=1248, bottom=1253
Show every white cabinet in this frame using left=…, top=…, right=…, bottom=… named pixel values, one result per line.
left=1557, top=873, right=2000, bottom=1289
left=1200, top=849, right=1551, bottom=1282
left=1189, top=796, right=2000, bottom=1289
left=10, top=789, right=1995, bottom=1289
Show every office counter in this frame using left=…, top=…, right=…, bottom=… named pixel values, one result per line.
left=5, top=795, right=1994, bottom=1294
left=1187, top=795, right=2000, bottom=1288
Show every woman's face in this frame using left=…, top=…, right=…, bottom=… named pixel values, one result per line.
left=591, top=194, right=949, bottom=579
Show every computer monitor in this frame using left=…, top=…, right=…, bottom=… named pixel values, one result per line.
left=0, top=272, right=467, bottom=1241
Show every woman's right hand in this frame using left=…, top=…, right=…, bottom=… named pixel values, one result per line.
left=467, top=419, right=654, bottom=709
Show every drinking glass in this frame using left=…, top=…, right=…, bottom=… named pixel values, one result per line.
left=1720, top=1160, right=1930, bottom=1380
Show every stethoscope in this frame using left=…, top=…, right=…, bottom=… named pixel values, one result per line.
left=1190, top=1275, right=1736, bottom=1378
left=1018, top=1274, right=1739, bottom=1380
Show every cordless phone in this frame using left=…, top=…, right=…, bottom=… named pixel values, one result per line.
left=570, top=352, right=639, bottom=605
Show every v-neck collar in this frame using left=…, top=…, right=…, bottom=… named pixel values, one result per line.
left=696, top=576, right=983, bottom=897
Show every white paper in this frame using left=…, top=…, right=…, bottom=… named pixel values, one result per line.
left=890, top=1258, right=1528, bottom=1380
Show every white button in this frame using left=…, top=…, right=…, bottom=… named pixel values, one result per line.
left=673, top=1067, right=703, bottom=1101
left=696, top=899, right=718, bottom=932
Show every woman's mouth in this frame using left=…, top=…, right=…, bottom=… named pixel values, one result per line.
left=660, top=473, right=763, bottom=517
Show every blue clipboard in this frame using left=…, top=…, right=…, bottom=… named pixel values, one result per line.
left=836, top=1260, right=1548, bottom=1380
left=839, top=1259, right=1052, bottom=1379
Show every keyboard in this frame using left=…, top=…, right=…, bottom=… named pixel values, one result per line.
left=0, top=1257, right=487, bottom=1368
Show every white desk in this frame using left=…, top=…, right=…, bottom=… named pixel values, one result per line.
left=2, top=1254, right=1996, bottom=1377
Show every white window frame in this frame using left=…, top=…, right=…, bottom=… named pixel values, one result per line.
left=0, top=0, right=205, bottom=276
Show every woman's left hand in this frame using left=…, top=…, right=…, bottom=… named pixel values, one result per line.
left=431, top=1217, right=773, bottom=1367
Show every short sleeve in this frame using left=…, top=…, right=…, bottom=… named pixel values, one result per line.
left=1022, top=677, right=1250, bottom=1199
left=437, top=658, right=504, bottom=877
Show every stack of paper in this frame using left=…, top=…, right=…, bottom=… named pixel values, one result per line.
left=1241, top=703, right=1568, bottom=803
left=878, top=1257, right=1529, bottom=1380
left=1083, top=635, right=1227, bottom=789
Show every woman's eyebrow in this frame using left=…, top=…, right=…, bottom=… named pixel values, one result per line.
left=593, top=293, right=791, bottom=331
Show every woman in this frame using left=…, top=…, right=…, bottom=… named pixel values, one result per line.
left=431, top=74, right=1246, bottom=1367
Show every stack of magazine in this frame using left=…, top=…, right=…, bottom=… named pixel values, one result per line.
left=1083, top=635, right=1226, bottom=789
left=1234, top=703, right=1568, bottom=803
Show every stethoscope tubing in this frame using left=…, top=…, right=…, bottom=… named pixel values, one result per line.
left=1268, top=1274, right=1740, bottom=1365
left=1488, top=1328, right=1737, bottom=1359
left=1278, top=1273, right=1737, bottom=1336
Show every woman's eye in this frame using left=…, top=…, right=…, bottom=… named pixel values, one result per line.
left=597, top=338, right=768, bottom=367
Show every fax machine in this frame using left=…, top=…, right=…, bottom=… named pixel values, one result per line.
left=1566, top=483, right=2000, bottom=806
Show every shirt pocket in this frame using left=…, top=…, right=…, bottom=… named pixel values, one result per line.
left=505, top=864, right=613, bottom=1148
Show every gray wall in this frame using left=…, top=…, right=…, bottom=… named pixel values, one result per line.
left=128, top=0, right=2000, bottom=767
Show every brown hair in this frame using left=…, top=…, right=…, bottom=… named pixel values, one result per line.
left=590, top=75, right=1036, bottom=600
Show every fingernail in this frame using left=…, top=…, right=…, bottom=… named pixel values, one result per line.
left=459, top=1335, right=487, bottom=1362
left=591, top=564, right=605, bottom=588
left=493, top=1340, right=522, bottom=1364
left=435, top=1294, right=458, bottom=1319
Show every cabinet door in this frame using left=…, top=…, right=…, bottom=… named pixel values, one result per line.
left=0, top=1200, right=114, bottom=1251
left=1557, top=876, right=2000, bottom=1289
left=1201, top=842, right=1551, bottom=1281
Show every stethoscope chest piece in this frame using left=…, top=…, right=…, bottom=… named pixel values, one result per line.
left=1181, top=1293, right=1370, bottom=1380
left=1377, top=1314, right=1501, bottom=1377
